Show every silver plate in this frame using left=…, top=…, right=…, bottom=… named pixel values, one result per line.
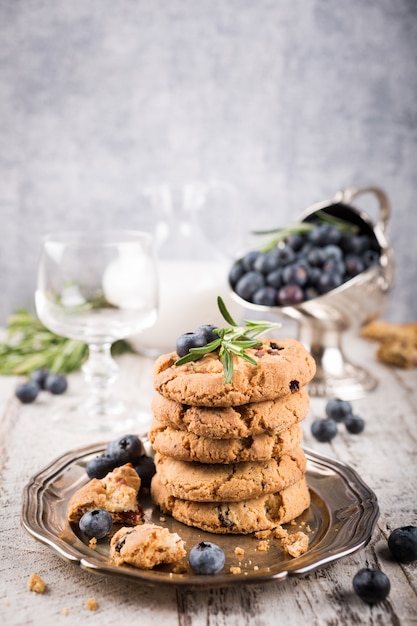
left=21, top=443, right=379, bottom=587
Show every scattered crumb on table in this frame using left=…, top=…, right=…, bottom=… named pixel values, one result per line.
left=85, top=598, right=98, bottom=611
left=257, top=540, right=269, bottom=552
left=27, top=573, right=46, bottom=593
left=234, top=546, right=245, bottom=556
left=230, top=566, right=241, bottom=575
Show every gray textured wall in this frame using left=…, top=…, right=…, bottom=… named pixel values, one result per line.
left=1, top=0, right=416, bottom=324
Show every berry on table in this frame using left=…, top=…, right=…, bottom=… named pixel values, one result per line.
left=30, top=368, right=49, bottom=389
left=189, top=541, right=225, bottom=575
left=325, top=398, right=353, bottom=422
left=15, top=381, right=40, bottom=404
left=79, top=508, right=112, bottom=539
left=44, top=373, right=68, bottom=395
left=345, top=414, right=365, bottom=434
left=311, top=419, right=338, bottom=442
left=388, top=526, right=417, bottom=563
left=352, top=568, right=390, bottom=604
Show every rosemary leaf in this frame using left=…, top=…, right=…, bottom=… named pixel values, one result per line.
left=175, top=297, right=281, bottom=383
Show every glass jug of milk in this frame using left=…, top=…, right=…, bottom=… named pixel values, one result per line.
left=132, top=182, right=242, bottom=356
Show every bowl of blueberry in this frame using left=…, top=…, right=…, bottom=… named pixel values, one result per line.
left=229, top=185, right=394, bottom=399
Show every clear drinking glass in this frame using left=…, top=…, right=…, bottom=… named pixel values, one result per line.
left=35, top=230, right=158, bottom=433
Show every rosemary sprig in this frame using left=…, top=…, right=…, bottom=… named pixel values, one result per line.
left=253, top=210, right=359, bottom=252
left=175, top=297, right=281, bottom=384
left=0, top=309, right=132, bottom=375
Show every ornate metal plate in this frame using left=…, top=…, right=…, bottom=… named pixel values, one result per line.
left=21, top=442, right=379, bottom=587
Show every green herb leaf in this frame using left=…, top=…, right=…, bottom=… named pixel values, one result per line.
left=175, top=298, right=281, bottom=383
left=0, top=309, right=133, bottom=376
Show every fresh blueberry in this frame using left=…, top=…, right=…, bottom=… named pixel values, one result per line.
left=104, top=434, right=145, bottom=464
left=15, top=381, right=40, bottom=404
left=252, top=286, right=277, bottom=306
left=228, top=261, right=245, bottom=287
left=241, top=250, right=261, bottom=272
left=253, top=250, right=280, bottom=274
left=325, top=398, right=353, bottom=423
left=352, top=568, right=390, bottom=605
left=176, top=332, right=207, bottom=358
left=194, top=325, right=219, bottom=344
left=30, top=368, right=49, bottom=389
left=79, top=508, right=112, bottom=539
left=133, top=455, right=156, bottom=489
left=281, top=263, right=309, bottom=287
left=189, top=541, right=225, bottom=575
left=388, top=526, right=417, bottom=563
left=44, top=373, right=68, bottom=395
left=277, top=284, right=304, bottom=306
left=311, top=419, right=338, bottom=442
left=234, top=271, right=265, bottom=301
left=266, top=268, right=283, bottom=288
left=85, top=454, right=117, bottom=479
left=345, top=414, right=365, bottom=434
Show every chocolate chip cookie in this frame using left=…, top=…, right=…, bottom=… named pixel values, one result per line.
left=153, top=338, right=316, bottom=407
left=151, top=387, right=310, bottom=439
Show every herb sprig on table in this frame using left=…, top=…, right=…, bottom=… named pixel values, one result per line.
left=0, top=309, right=132, bottom=375
left=175, top=297, right=281, bottom=384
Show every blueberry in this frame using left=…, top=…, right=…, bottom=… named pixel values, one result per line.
left=316, top=270, right=344, bottom=294
left=345, top=254, right=365, bottom=277
left=345, top=414, right=365, bottom=434
left=30, top=368, right=49, bottom=389
left=194, top=325, right=219, bottom=344
left=253, top=250, right=280, bottom=274
left=241, top=250, right=261, bottom=272
left=189, top=541, right=225, bottom=575
left=15, top=381, right=40, bottom=404
left=388, top=526, right=417, bottom=563
left=176, top=332, right=207, bottom=358
left=44, top=373, right=68, bottom=395
left=277, top=284, right=304, bottom=306
left=352, top=568, right=390, bottom=605
left=86, top=454, right=117, bottom=479
left=79, top=508, right=112, bottom=539
left=311, top=419, right=338, bottom=442
left=281, top=263, right=309, bottom=287
left=252, top=286, right=277, bottom=306
left=228, top=261, right=245, bottom=287
left=105, top=434, right=145, bottom=464
left=133, top=455, right=156, bottom=489
left=234, top=271, right=265, bottom=301
left=266, top=268, right=283, bottom=288
left=325, top=398, right=353, bottom=422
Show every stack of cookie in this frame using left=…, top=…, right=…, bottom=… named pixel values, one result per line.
left=149, top=338, right=316, bottom=534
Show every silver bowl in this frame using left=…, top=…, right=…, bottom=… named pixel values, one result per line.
left=232, top=186, right=394, bottom=399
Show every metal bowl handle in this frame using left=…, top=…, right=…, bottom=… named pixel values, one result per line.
left=333, top=186, right=390, bottom=234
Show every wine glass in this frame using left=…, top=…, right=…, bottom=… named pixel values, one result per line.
left=35, top=230, right=158, bottom=433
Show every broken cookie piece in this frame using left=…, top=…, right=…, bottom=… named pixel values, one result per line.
left=67, top=463, right=143, bottom=525
left=110, top=523, right=186, bottom=569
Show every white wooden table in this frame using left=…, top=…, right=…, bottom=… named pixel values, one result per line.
left=0, top=332, right=416, bottom=625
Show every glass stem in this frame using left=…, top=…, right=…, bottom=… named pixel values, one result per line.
left=82, top=343, right=119, bottom=415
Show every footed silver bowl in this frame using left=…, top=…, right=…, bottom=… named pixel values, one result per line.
left=232, top=186, right=394, bottom=400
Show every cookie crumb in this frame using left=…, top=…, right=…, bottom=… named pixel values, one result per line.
left=281, top=531, right=309, bottom=557
left=159, top=516, right=166, bottom=522
left=253, top=565, right=259, bottom=571
left=290, top=519, right=297, bottom=526
left=273, top=525, right=287, bottom=539
left=61, top=608, right=69, bottom=616
left=27, top=573, right=46, bottom=593
left=234, top=546, right=245, bottom=556
left=257, top=540, right=269, bottom=552
left=254, top=529, right=272, bottom=539
left=4, top=599, right=10, bottom=606
left=85, top=598, right=98, bottom=611
left=306, top=524, right=312, bottom=533
left=89, top=537, right=97, bottom=550
left=230, top=566, right=241, bottom=575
